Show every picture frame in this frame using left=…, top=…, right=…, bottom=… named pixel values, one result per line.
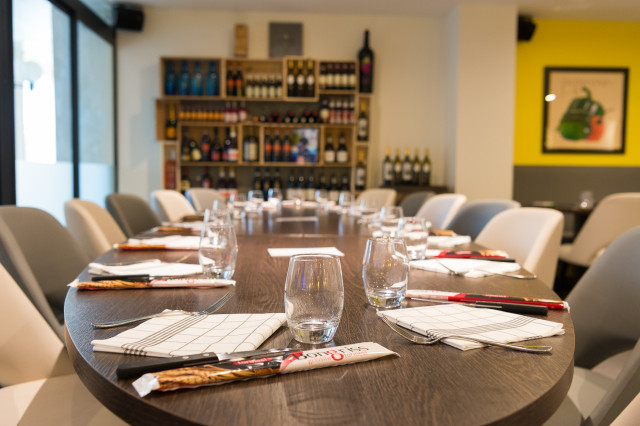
left=542, top=67, right=628, bottom=153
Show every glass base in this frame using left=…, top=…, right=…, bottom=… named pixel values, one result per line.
left=366, top=290, right=405, bottom=308
left=289, top=321, right=338, bottom=344
left=202, top=266, right=235, bottom=279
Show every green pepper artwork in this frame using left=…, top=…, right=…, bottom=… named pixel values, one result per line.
left=557, top=87, right=605, bottom=142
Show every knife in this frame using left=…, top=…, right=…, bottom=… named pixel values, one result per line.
left=116, top=347, right=296, bottom=379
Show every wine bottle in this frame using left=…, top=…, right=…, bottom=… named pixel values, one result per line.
left=262, top=167, right=272, bottom=199
left=180, top=169, right=191, bottom=195
left=165, top=149, right=177, bottom=189
left=260, top=73, right=269, bottom=99
left=286, top=60, right=295, bottom=97
left=340, top=173, right=350, bottom=191
left=296, top=60, right=305, bottom=97
left=282, top=131, right=291, bottom=162
left=245, top=73, right=254, bottom=98
left=286, top=172, right=296, bottom=200
left=201, top=167, right=212, bottom=188
left=206, top=62, right=219, bottom=96
left=227, top=167, right=238, bottom=199
left=358, top=30, right=374, bottom=93
left=401, top=147, right=412, bottom=184
left=305, top=60, right=315, bottom=97
left=235, top=66, right=244, bottom=97
left=357, top=101, right=369, bottom=141
left=348, top=63, right=356, bottom=90
left=227, top=127, right=238, bottom=162
left=324, top=134, right=335, bottom=164
left=421, top=148, right=432, bottom=186
left=216, top=167, right=227, bottom=198
left=252, top=168, right=263, bottom=191
left=189, top=138, right=202, bottom=162
left=271, top=130, right=281, bottom=163
left=242, top=129, right=251, bottom=163
left=165, top=104, right=177, bottom=140
left=165, top=61, right=177, bottom=95
left=336, top=134, right=348, bottom=163
left=268, top=74, right=276, bottom=99
left=211, top=129, right=221, bottom=162
left=178, top=61, right=190, bottom=95
left=222, top=129, right=231, bottom=162
left=273, top=168, right=283, bottom=190
left=306, top=173, right=315, bottom=201
left=382, top=147, right=393, bottom=186
left=248, top=130, right=258, bottom=162
left=393, top=148, right=402, bottom=185
left=191, top=61, right=203, bottom=96
left=356, top=150, right=366, bottom=191
left=412, top=148, right=421, bottom=185
left=328, top=173, right=339, bottom=202
left=200, top=130, right=211, bottom=161
left=319, top=63, right=326, bottom=90
left=226, top=66, right=235, bottom=97
left=326, top=63, right=335, bottom=90
left=319, top=99, right=330, bottom=123
left=264, top=129, right=272, bottom=162
left=276, top=74, right=283, bottom=98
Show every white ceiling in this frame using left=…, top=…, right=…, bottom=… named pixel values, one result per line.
left=113, top=0, right=640, bottom=22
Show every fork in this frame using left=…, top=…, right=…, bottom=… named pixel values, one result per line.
left=92, top=291, right=234, bottom=329
left=380, top=316, right=552, bottom=353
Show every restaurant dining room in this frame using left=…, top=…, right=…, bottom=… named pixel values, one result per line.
left=1, top=0, right=640, bottom=424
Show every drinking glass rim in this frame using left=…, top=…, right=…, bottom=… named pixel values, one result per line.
left=290, top=253, right=340, bottom=261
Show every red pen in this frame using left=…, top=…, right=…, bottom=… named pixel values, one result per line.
left=405, top=290, right=569, bottom=310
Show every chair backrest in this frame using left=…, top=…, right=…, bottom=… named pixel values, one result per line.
left=64, top=199, right=126, bottom=260
left=415, top=193, right=467, bottom=230
left=105, top=193, right=161, bottom=238
left=150, top=189, right=197, bottom=222
left=562, top=193, right=640, bottom=267
left=0, top=263, right=71, bottom=385
left=567, top=226, right=640, bottom=368
left=355, top=189, right=397, bottom=208
left=0, top=206, right=91, bottom=339
left=446, top=199, right=521, bottom=240
left=399, top=191, right=435, bottom=217
left=475, top=207, right=563, bottom=287
left=185, top=188, right=227, bottom=213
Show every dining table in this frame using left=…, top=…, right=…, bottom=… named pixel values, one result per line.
left=64, top=205, right=574, bottom=425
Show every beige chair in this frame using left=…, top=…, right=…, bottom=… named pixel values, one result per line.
left=0, top=206, right=91, bottom=339
left=475, top=207, right=564, bottom=287
left=186, top=188, right=227, bottom=213
left=0, top=263, right=126, bottom=425
left=150, top=189, right=197, bottom=222
left=415, top=193, right=467, bottom=230
left=355, top=188, right=397, bottom=209
left=545, top=227, right=640, bottom=425
left=559, top=193, right=640, bottom=268
left=106, top=193, right=161, bottom=238
left=64, top=199, right=126, bottom=261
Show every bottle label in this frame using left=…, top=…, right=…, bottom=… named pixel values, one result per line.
left=422, top=163, right=431, bottom=173
left=227, top=148, right=238, bottom=162
left=402, top=163, right=412, bottom=181
left=336, top=151, right=348, bottom=163
left=413, top=163, right=421, bottom=175
left=356, top=168, right=366, bottom=186
left=358, top=119, right=368, bottom=139
left=324, top=150, right=335, bottom=163
left=383, top=163, right=393, bottom=182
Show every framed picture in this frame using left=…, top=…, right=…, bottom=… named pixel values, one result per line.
left=542, top=67, right=628, bottom=153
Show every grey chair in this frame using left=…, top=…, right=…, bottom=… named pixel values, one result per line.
left=185, top=188, right=227, bottom=213
left=445, top=199, right=521, bottom=240
left=399, top=191, right=435, bottom=217
left=0, top=206, right=91, bottom=339
left=545, top=226, right=640, bottom=425
left=106, top=193, right=161, bottom=238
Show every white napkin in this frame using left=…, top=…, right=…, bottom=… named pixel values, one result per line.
left=156, top=221, right=203, bottom=231
left=410, top=258, right=521, bottom=278
left=378, top=304, right=564, bottom=350
left=274, top=216, right=319, bottom=223
left=120, top=235, right=201, bottom=250
left=92, top=313, right=287, bottom=357
left=427, top=235, right=472, bottom=248
left=88, top=260, right=203, bottom=277
left=281, top=200, right=318, bottom=208
left=267, top=247, right=345, bottom=257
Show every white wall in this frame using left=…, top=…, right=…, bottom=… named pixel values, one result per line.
left=116, top=9, right=447, bottom=200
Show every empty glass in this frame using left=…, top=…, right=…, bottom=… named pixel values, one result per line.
left=397, top=216, right=429, bottom=260
left=198, top=219, right=238, bottom=279
left=206, top=202, right=232, bottom=226
left=284, top=254, right=344, bottom=344
left=267, top=187, right=283, bottom=209
left=362, top=237, right=410, bottom=308
left=338, top=191, right=354, bottom=214
left=315, top=189, right=329, bottom=209
left=379, top=206, right=404, bottom=236
left=247, top=189, right=264, bottom=213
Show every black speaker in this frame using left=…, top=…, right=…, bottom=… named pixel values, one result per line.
left=517, top=16, right=536, bottom=41
left=115, top=4, right=144, bottom=31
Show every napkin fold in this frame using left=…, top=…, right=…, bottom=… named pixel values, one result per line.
left=427, top=235, right=472, bottom=248
left=267, top=247, right=345, bottom=257
left=410, top=258, right=521, bottom=278
left=92, top=313, right=287, bottom=357
left=88, top=260, right=203, bottom=277
left=378, top=304, right=564, bottom=350
left=115, top=235, right=201, bottom=250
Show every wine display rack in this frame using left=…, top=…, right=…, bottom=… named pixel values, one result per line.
left=156, top=56, right=373, bottom=194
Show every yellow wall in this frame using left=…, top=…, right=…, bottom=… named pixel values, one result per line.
left=514, top=20, right=640, bottom=166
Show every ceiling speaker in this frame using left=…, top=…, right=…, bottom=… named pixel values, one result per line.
left=115, top=4, right=144, bottom=32
left=517, top=16, right=536, bottom=42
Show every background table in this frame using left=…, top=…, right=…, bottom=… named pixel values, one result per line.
left=64, top=209, right=574, bottom=425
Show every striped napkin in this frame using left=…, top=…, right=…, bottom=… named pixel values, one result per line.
left=378, top=304, right=564, bottom=350
left=92, top=313, right=287, bottom=357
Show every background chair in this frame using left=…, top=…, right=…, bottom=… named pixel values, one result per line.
left=185, top=188, right=227, bottom=213
left=559, top=193, right=640, bottom=268
left=399, top=191, right=435, bottom=216
left=415, top=193, right=467, bottom=230
left=0, top=206, right=91, bottom=339
left=106, top=193, right=161, bottom=238
left=0, top=263, right=126, bottom=425
left=545, top=227, right=640, bottom=425
left=64, top=199, right=126, bottom=261
left=445, top=198, right=521, bottom=240
left=150, top=189, right=197, bottom=222
left=475, top=207, right=563, bottom=287
left=355, top=188, right=397, bottom=208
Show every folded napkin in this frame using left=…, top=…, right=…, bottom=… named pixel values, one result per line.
left=92, top=313, right=287, bottom=357
left=410, top=258, right=521, bottom=278
left=281, top=200, right=318, bottom=208
left=427, top=235, right=472, bottom=248
left=155, top=221, right=203, bottom=232
left=274, top=216, right=319, bottom=223
left=88, top=260, right=203, bottom=277
left=115, top=235, right=201, bottom=250
left=378, top=304, right=564, bottom=350
left=267, top=247, right=345, bottom=257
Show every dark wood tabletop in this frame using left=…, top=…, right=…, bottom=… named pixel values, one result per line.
left=64, top=207, right=574, bottom=426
